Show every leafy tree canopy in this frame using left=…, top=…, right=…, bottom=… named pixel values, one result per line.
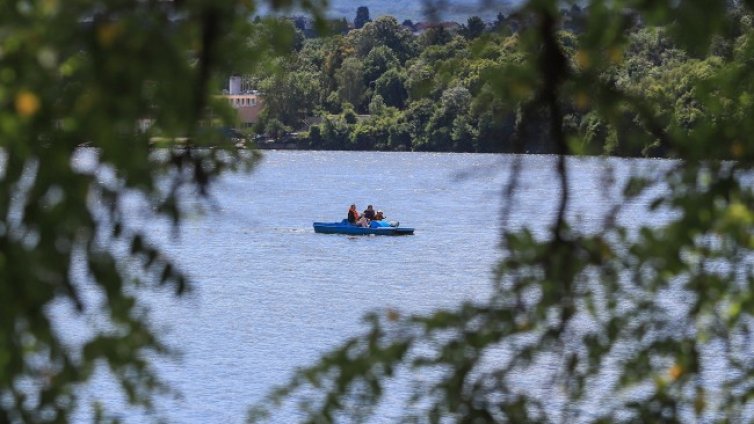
left=354, top=5, right=371, bottom=30
left=461, top=16, right=486, bottom=40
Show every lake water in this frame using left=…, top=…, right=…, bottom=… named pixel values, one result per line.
left=71, top=151, right=669, bottom=423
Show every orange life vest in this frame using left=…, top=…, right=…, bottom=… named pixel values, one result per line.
left=348, top=208, right=359, bottom=222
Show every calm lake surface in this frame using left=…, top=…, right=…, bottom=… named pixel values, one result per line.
left=72, top=151, right=669, bottom=423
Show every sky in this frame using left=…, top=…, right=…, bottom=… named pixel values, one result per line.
left=260, top=0, right=521, bottom=24
left=326, top=0, right=519, bottom=23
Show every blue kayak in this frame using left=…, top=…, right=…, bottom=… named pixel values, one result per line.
left=313, top=219, right=414, bottom=236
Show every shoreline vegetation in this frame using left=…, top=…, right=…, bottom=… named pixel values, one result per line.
left=240, top=4, right=746, bottom=158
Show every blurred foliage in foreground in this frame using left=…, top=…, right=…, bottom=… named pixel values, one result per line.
left=249, top=0, right=754, bottom=423
left=0, top=0, right=325, bottom=421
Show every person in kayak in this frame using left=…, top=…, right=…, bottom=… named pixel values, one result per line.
left=348, top=204, right=358, bottom=223
left=348, top=204, right=369, bottom=227
left=369, top=209, right=389, bottom=228
left=369, top=209, right=400, bottom=228
left=363, top=205, right=376, bottom=220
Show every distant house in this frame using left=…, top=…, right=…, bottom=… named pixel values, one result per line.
left=221, top=76, right=264, bottom=128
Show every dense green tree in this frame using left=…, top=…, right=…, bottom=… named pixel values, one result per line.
left=259, top=68, right=321, bottom=128
left=306, top=123, right=323, bottom=147
left=320, top=36, right=351, bottom=90
left=319, top=114, right=351, bottom=149
left=368, top=94, right=387, bottom=116
left=418, top=25, right=454, bottom=46
left=404, top=97, right=435, bottom=143
left=323, top=91, right=343, bottom=113
left=461, top=16, right=486, bottom=39
left=353, top=16, right=418, bottom=62
left=420, top=86, right=472, bottom=150
left=362, top=45, right=400, bottom=85
left=354, top=6, right=371, bottom=29
left=335, top=57, right=367, bottom=111
left=440, top=86, right=472, bottom=114
left=351, top=117, right=387, bottom=149
left=343, top=104, right=358, bottom=124
left=263, top=118, right=291, bottom=140
left=291, top=27, right=306, bottom=51
left=419, top=35, right=470, bottom=67
left=619, top=27, right=688, bottom=85
left=374, top=68, right=408, bottom=109
left=449, top=111, right=477, bottom=151
left=297, top=38, right=327, bottom=70
left=474, top=107, right=516, bottom=152
left=352, top=106, right=405, bottom=150
left=387, top=118, right=413, bottom=150
left=576, top=111, right=613, bottom=154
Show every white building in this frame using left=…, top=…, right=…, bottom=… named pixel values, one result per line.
left=221, top=76, right=264, bottom=128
